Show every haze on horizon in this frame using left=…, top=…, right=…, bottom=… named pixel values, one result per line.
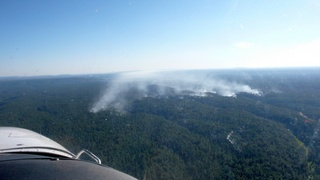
left=1, top=0, right=320, bottom=76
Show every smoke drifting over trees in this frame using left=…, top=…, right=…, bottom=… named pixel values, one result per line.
left=91, top=70, right=261, bottom=113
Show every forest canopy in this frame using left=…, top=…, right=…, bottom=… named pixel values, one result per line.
left=1, top=68, right=320, bottom=179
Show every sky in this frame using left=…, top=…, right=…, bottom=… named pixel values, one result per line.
left=1, top=0, right=320, bottom=76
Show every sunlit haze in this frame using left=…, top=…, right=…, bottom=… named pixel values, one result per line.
left=1, top=0, right=320, bottom=76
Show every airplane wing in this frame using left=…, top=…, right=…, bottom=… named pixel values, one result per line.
left=0, top=127, right=136, bottom=180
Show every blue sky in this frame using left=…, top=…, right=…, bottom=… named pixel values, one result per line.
left=1, top=0, right=320, bottom=76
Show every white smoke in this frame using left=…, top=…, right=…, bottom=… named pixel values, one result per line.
left=90, top=70, right=261, bottom=113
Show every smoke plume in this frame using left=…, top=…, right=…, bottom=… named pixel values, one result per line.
left=90, top=70, right=261, bottom=113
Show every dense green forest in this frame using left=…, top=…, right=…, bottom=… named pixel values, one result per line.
left=1, top=68, right=320, bottom=179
